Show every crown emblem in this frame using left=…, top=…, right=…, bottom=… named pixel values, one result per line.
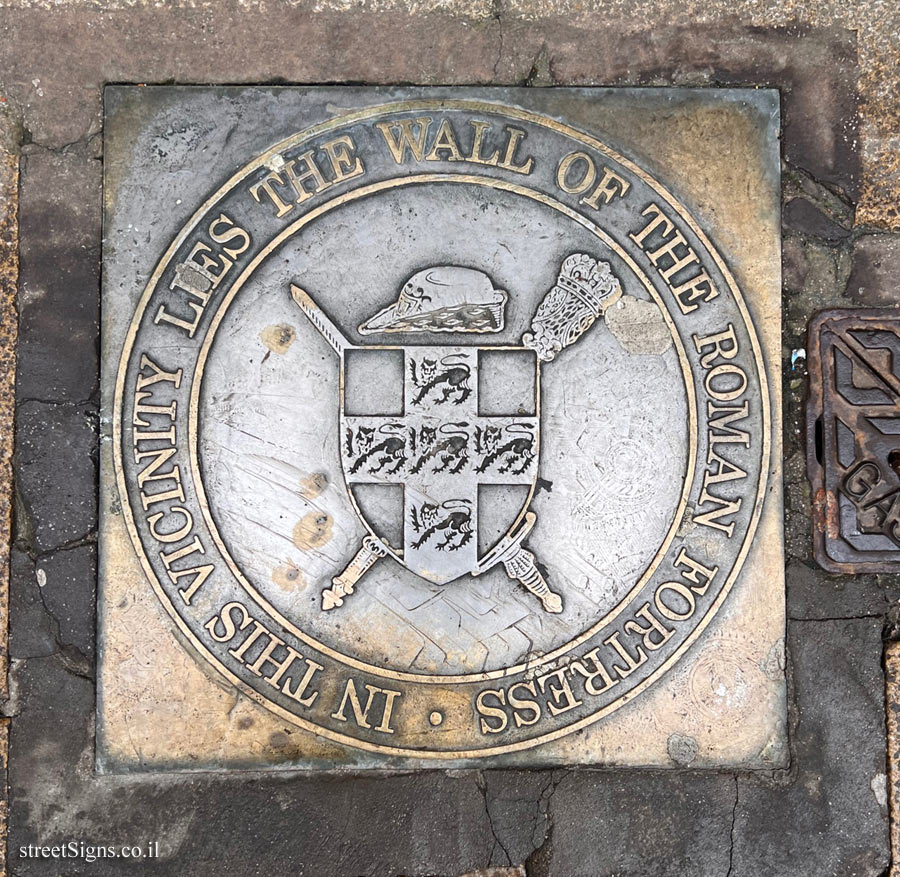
left=523, top=253, right=623, bottom=362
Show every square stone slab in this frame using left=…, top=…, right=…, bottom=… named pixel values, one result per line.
left=98, top=86, right=785, bottom=771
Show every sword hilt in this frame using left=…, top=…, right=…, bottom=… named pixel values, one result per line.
left=322, top=536, right=386, bottom=610
left=502, top=546, right=563, bottom=613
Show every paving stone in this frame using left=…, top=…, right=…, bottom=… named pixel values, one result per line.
left=545, top=771, right=735, bottom=877
left=15, top=401, right=97, bottom=553
left=787, top=560, right=900, bottom=622
left=33, top=545, right=95, bottom=660
left=783, top=197, right=852, bottom=243
left=8, top=549, right=56, bottom=661
left=8, top=545, right=95, bottom=670
left=846, top=234, right=900, bottom=308
left=731, top=618, right=890, bottom=876
left=17, top=148, right=100, bottom=404
left=481, top=771, right=554, bottom=867
left=535, top=23, right=859, bottom=199
left=782, top=236, right=811, bottom=293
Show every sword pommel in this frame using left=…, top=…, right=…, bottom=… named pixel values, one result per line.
left=502, top=546, right=562, bottom=613
left=321, top=536, right=387, bottom=610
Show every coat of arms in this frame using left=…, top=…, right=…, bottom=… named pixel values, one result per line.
left=291, top=253, right=623, bottom=614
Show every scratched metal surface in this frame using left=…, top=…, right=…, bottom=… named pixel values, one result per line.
left=199, top=185, right=688, bottom=675
left=98, top=86, right=785, bottom=769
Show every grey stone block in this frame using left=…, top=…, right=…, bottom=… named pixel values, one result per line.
left=15, top=401, right=97, bottom=553
left=545, top=771, right=735, bottom=877
left=732, top=618, right=889, bottom=876
left=846, top=234, right=900, bottom=308
left=17, top=148, right=100, bottom=404
left=34, top=544, right=96, bottom=659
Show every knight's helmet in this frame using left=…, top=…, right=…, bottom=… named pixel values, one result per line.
left=358, top=266, right=507, bottom=335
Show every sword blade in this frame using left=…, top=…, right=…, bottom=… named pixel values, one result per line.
left=290, top=283, right=352, bottom=357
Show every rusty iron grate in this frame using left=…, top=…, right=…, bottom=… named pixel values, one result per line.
left=807, top=308, right=900, bottom=573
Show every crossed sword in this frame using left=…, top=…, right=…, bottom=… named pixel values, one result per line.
left=289, top=259, right=621, bottom=615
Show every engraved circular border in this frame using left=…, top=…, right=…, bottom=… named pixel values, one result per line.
left=114, top=99, right=771, bottom=758
left=189, top=173, right=698, bottom=684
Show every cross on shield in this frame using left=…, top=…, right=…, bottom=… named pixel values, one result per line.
left=341, top=344, right=539, bottom=584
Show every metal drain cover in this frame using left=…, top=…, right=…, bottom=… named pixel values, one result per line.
left=808, top=308, right=900, bottom=572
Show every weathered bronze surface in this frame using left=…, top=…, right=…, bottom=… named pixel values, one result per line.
left=99, top=87, right=785, bottom=769
left=808, top=308, right=900, bottom=573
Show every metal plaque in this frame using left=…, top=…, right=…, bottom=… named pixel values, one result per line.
left=99, top=87, right=785, bottom=769
left=808, top=308, right=900, bottom=572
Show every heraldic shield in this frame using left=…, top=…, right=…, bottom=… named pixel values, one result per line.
left=340, top=343, right=539, bottom=585
left=289, top=252, right=624, bottom=615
